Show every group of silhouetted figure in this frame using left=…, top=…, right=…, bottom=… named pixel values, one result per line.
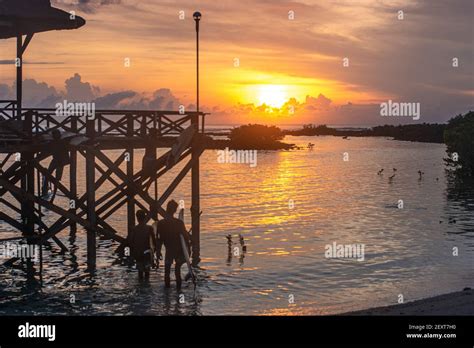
left=127, top=200, right=192, bottom=290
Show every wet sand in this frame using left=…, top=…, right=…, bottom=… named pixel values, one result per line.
left=343, top=289, right=474, bottom=315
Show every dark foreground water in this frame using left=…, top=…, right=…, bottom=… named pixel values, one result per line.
left=0, top=136, right=473, bottom=315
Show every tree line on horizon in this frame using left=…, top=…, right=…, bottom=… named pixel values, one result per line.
left=226, top=111, right=474, bottom=176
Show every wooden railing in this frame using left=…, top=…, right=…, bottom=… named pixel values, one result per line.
left=0, top=100, right=17, bottom=120
left=0, top=106, right=207, bottom=140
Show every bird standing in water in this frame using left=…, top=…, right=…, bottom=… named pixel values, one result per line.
left=239, top=234, right=247, bottom=252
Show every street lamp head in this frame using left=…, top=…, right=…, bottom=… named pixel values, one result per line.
left=193, top=11, right=202, bottom=21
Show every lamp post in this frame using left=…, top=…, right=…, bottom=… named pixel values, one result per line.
left=191, top=11, right=202, bottom=266
left=193, top=11, right=201, bottom=115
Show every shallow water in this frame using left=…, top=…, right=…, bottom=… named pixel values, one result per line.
left=0, top=136, right=473, bottom=315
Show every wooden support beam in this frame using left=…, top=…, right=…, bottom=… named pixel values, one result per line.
left=29, top=210, right=68, bottom=253
left=0, top=173, right=68, bottom=253
left=51, top=235, right=68, bottom=253
left=33, top=154, right=127, bottom=244
left=39, top=216, right=68, bottom=243
left=22, top=112, right=35, bottom=279
left=0, top=197, right=22, bottom=213
left=0, top=168, right=26, bottom=203
left=21, top=34, right=34, bottom=55
left=0, top=160, right=22, bottom=180
left=76, top=149, right=126, bottom=207
left=85, top=120, right=96, bottom=270
left=0, top=153, right=13, bottom=171
left=25, top=112, right=35, bottom=234
left=126, top=114, right=135, bottom=240
left=70, top=116, right=78, bottom=236
left=0, top=177, right=125, bottom=245
left=33, top=162, right=72, bottom=200
left=74, top=150, right=146, bottom=234
left=77, top=144, right=189, bottom=213
left=89, top=147, right=198, bottom=245
left=0, top=211, right=28, bottom=233
left=101, top=197, right=128, bottom=221
left=157, top=154, right=199, bottom=208
left=0, top=150, right=52, bottom=197
left=31, top=160, right=107, bottom=249
left=91, top=148, right=169, bottom=222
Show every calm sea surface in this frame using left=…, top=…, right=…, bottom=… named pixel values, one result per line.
left=0, top=136, right=473, bottom=315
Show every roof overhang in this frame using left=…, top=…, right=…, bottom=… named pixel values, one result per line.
left=0, top=0, right=85, bottom=39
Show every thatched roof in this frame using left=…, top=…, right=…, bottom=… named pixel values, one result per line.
left=0, top=0, right=85, bottom=39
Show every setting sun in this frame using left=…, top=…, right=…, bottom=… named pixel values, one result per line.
left=257, top=85, right=288, bottom=108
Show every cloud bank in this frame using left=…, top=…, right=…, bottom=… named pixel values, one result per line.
left=2, top=73, right=469, bottom=126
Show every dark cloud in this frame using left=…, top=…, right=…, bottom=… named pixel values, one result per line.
left=14, top=79, right=60, bottom=108
left=0, top=73, right=188, bottom=111
left=93, top=91, right=136, bottom=109
left=0, top=84, right=12, bottom=100
left=65, top=73, right=99, bottom=102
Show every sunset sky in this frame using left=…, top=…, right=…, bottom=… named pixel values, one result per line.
left=0, top=0, right=472, bottom=125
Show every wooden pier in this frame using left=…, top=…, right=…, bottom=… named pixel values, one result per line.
left=0, top=101, right=207, bottom=279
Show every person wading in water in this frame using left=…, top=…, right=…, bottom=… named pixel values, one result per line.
left=155, top=200, right=191, bottom=291
left=129, top=210, right=156, bottom=282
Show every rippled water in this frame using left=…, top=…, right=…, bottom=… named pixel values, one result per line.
left=1, top=136, right=473, bottom=315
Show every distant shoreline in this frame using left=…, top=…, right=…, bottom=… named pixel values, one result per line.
left=342, top=288, right=473, bottom=316
left=204, top=123, right=447, bottom=150
left=283, top=124, right=445, bottom=144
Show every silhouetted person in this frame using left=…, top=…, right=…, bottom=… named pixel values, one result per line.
left=155, top=200, right=191, bottom=291
left=41, top=129, right=70, bottom=197
left=128, top=210, right=156, bottom=281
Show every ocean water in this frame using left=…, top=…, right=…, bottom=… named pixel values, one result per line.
left=0, top=136, right=473, bottom=315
